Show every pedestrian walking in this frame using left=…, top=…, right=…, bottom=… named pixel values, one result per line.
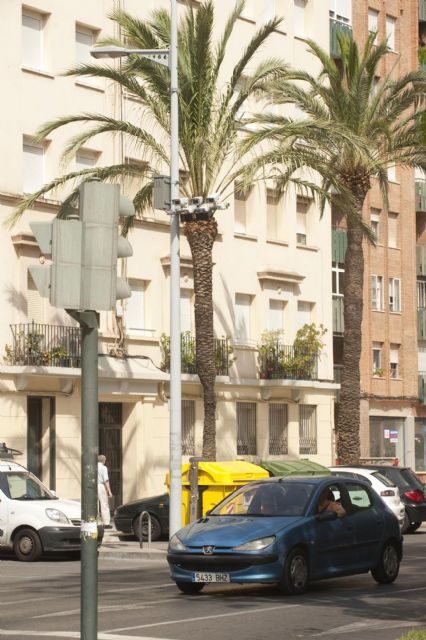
left=98, top=454, right=113, bottom=527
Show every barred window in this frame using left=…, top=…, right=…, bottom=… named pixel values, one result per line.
left=269, top=404, right=288, bottom=455
left=299, top=405, right=317, bottom=455
left=237, top=402, right=257, bottom=455
left=182, top=400, right=195, bottom=455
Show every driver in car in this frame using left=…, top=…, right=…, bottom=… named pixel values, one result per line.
left=317, top=488, right=346, bottom=518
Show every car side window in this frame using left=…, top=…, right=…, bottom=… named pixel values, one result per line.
left=347, top=483, right=373, bottom=510
left=355, top=473, right=372, bottom=485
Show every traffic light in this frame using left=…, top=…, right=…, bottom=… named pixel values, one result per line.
left=29, top=181, right=135, bottom=311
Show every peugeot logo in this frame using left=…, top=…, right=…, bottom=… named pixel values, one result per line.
left=203, top=545, right=215, bottom=555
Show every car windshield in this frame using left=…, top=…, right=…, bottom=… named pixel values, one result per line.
left=210, top=482, right=314, bottom=517
left=371, top=471, right=394, bottom=487
left=0, top=472, right=56, bottom=500
left=380, top=467, right=423, bottom=489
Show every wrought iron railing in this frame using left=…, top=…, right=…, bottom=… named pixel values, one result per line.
left=7, top=322, right=81, bottom=368
left=330, top=18, right=353, bottom=58
left=416, top=179, right=426, bottom=213
left=258, top=342, right=319, bottom=380
left=160, top=333, right=232, bottom=376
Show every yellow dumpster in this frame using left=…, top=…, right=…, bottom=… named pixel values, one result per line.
left=166, top=461, right=268, bottom=525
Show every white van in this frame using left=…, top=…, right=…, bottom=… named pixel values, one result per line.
left=0, top=458, right=101, bottom=561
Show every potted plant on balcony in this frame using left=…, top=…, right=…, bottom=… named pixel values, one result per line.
left=258, top=330, right=284, bottom=379
left=50, top=346, right=70, bottom=367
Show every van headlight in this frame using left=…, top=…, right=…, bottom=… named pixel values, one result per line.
left=169, top=534, right=186, bottom=551
left=233, top=536, right=275, bottom=551
left=45, top=508, right=70, bottom=524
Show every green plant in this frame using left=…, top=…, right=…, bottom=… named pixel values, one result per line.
left=397, top=632, right=426, bottom=640
left=373, top=367, right=384, bottom=377
left=3, top=344, right=15, bottom=365
left=160, top=332, right=234, bottom=375
left=419, top=46, right=426, bottom=65
left=258, top=325, right=326, bottom=380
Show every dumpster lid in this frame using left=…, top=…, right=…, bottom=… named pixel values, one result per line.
left=165, top=460, right=269, bottom=486
left=260, top=459, right=330, bottom=477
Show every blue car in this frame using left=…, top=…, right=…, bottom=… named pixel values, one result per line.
left=167, top=476, right=403, bottom=595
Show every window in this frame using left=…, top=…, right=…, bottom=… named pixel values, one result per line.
left=371, top=275, right=383, bottom=311
left=234, top=189, right=249, bottom=233
left=297, top=301, right=312, bottom=330
left=389, top=277, right=401, bottom=312
left=296, top=198, right=309, bottom=245
left=237, top=402, right=257, bottom=455
left=182, top=399, right=195, bottom=456
left=268, top=299, right=285, bottom=332
left=75, top=150, right=96, bottom=172
left=269, top=404, right=288, bottom=454
left=26, top=270, right=44, bottom=323
left=332, top=262, right=345, bottom=296
left=418, top=280, right=426, bottom=308
left=23, top=140, right=44, bottom=193
left=388, top=213, right=398, bottom=248
left=387, top=165, right=396, bottom=182
left=372, top=341, right=382, bottom=374
left=329, top=0, right=352, bottom=24
left=266, top=190, right=279, bottom=240
left=370, top=416, right=404, bottom=461
left=370, top=208, right=380, bottom=242
left=390, top=344, right=400, bottom=379
left=126, top=282, right=146, bottom=333
left=386, top=15, right=396, bottom=51
left=22, top=10, right=44, bottom=70
left=180, top=289, right=193, bottom=333
left=262, top=0, right=276, bottom=24
left=347, top=484, right=373, bottom=510
left=235, top=294, right=252, bottom=342
left=294, top=0, right=306, bottom=38
left=368, top=8, right=379, bottom=43
left=299, top=405, right=317, bottom=455
left=76, top=25, right=98, bottom=86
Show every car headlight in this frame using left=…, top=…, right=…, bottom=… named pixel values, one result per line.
left=233, top=536, right=275, bottom=551
left=169, top=534, right=186, bottom=551
left=45, top=508, right=70, bottom=524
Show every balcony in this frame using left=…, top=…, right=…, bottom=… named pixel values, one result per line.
left=418, top=308, right=426, bottom=340
left=159, top=333, right=232, bottom=376
left=6, top=322, right=81, bottom=367
left=420, top=0, right=426, bottom=23
left=330, top=18, right=353, bottom=58
left=419, top=373, right=426, bottom=403
left=258, top=343, right=318, bottom=381
left=333, top=296, right=344, bottom=334
left=416, top=179, right=426, bottom=212
left=332, top=227, right=347, bottom=263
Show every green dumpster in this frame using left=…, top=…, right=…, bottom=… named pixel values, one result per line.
left=260, top=459, right=331, bottom=477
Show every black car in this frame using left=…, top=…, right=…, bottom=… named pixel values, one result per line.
left=351, top=465, right=426, bottom=534
left=113, top=493, right=169, bottom=541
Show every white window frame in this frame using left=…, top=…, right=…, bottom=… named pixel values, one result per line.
left=387, top=165, right=396, bottom=182
left=329, top=0, right=352, bottom=25
left=368, top=8, right=379, bottom=43
left=371, top=274, right=383, bottom=311
left=126, top=281, right=146, bottom=334
left=390, top=344, right=399, bottom=379
left=294, top=0, right=306, bottom=38
left=23, top=140, right=45, bottom=194
left=370, top=208, right=380, bottom=242
left=385, top=15, right=396, bottom=51
left=389, top=277, right=401, bottom=312
left=268, top=299, right=285, bottom=332
left=266, top=189, right=279, bottom=240
left=180, top=289, right=193, bottom=333
left=297, top=300, right=312, bottom=330
left=296, top=198, right=309, bottom=245
left=22, top=10, right=44, bottom=71
left=332, top=262, right=345, bottom=296
left=261, top=0, right=276, bottom=24
left=372, top=342, right=382, bottom=374
left=234, top=189, right=248, bottom=234
left=76, top=25, right=99, bottom=87
left=235, top=294, right=252, bottom=343
left=388, top=212, right=398, bottom=248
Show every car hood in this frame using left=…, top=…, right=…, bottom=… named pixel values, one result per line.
left=116, top=493, right=168, bottom=512
left=13, top=497, right=82, bottom=520
left=176, top=515, right=302, bottom=546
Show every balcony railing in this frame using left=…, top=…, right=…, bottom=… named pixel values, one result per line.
left=160, top=333, right=232, bottom=376
left=330, top=18, right=353, bottom=58
left=332, top=227, right=347, bottom=263
left=7, top=322, right=81, bottom=367
left=418, top=308, right=426, bottom=340
left=333, top=296, right=344, bottom=334
left=416, top=179, right=426, bottom=212
left=419, top=373, right=426, bottom=403
left=258, top=342, right=319, bottom=380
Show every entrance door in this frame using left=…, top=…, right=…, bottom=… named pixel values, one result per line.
left=98, top=403, right=122, bottom=509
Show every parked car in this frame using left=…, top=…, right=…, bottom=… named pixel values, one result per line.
left=167, top=476, right=403, bottom=595
left=114, top=493, right=169, bottom=541
left=329, top=466, right=405, bottom=528
left=348, top=465, right=426, bottom=534
left=0, top=458, right=103, bottom=561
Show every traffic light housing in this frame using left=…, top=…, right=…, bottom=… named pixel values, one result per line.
left=29, top=181, right=135, bottom=311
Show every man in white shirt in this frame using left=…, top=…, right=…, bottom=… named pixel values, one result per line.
left=98, top=454, right=113, bottom=527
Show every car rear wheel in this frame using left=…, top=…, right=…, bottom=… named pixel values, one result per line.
left=132, top=514, right=162, bottom=542
left=13, top=528, right=43, bottom=562
left=371, top=541, right=400, bottom=584
left=279, top=547, right=309, bottom=595
left=406, top=521, right=421, bottom=534
left=176, top=581, right=205, bottom=595
left=401, top=511, right=411, bottom=534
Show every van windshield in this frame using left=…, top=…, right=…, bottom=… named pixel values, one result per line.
left=0, top=472, right=57, bottom=500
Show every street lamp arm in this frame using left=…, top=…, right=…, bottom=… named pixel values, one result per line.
left=91, top=46, right=170, bottom=67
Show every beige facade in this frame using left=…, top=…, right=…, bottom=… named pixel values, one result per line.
left=0, top=0, right=340, bottom=504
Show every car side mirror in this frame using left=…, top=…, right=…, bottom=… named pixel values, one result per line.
left=316, top=510, right=338, bottom=522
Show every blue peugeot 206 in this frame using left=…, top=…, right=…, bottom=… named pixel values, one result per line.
left=167, top=476, right=403, bottom=595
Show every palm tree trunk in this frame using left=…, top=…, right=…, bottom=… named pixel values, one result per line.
left=184, top=219, right=218, bottom=460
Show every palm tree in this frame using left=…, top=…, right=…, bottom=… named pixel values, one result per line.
left=10, top=1, right=289, bottom=460
left=239, top=33, right=426, bottom=464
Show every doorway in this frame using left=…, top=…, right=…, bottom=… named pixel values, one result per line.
left=98, top=403, right=123, bottom=508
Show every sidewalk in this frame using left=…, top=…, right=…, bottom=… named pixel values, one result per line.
left=98, top=526, right=168, bottom=560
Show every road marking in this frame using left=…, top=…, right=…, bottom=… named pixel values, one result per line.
left=0, top=594, right=75, bottom=606
left=105, top=603, right=300, bottom=634
left=311, top=620, right=424, bottom=636
left=33, top=597, right=179, bottom=619
left=0, top=631, right=176, bottom=640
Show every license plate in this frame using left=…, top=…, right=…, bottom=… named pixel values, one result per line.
left=192, top=572, right=230, bottom=583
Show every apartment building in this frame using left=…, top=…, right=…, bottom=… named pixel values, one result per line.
left=331, top=0, right=426, bottom=480
left=0, top=0, right=338, bottom=505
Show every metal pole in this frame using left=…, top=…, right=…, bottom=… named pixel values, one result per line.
left=74, top=310, right=99, bottom=640
left=169, top=0, right=182, bottom=538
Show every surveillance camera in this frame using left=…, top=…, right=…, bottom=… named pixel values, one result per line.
left=191, top=196, right=203, bottom=206
left=206, top=193, right=220, bottom=203
left=172, top=197, right=189, bottom=207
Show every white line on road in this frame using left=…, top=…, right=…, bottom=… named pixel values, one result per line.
left=0, top=630, right=176, bottom=640
left=33, top=597, right=179, bottom=619
left=312, top=620, right=424, bottom=636
left=105, top=603, right=300, bottom=634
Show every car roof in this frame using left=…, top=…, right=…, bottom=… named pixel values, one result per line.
left=347, top=464, right=408, bottom=471
left=249, top=475, right=369, bottom=487
left=0, top=459, right=27, bottom=473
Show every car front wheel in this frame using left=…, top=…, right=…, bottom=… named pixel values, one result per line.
left=13, top=528, right=43, bottom=562
left=279, top=547, right=309, bottom=595
left=176, top=581, right=204, bottom=595
left=371, top=541, right=400, bottom=584
left=132, top=514, right=162, bottom=542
